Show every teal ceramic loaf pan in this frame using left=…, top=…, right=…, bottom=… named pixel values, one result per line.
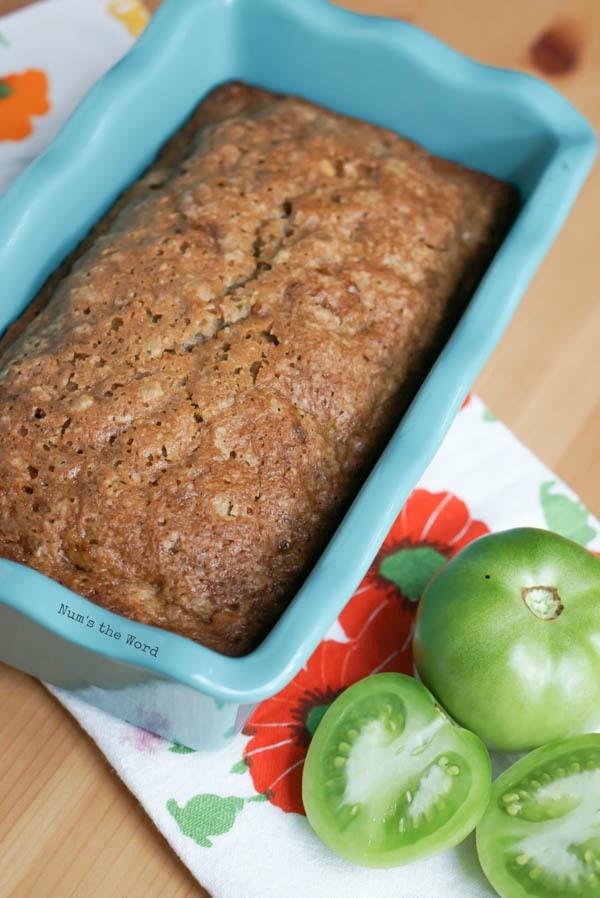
left=0, top=0, right=596, bottom=750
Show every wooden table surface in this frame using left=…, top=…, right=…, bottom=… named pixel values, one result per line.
left=0, top=1, right=598, bottom=895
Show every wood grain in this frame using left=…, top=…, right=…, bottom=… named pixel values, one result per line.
left=0, top=1, right=598, bottom=896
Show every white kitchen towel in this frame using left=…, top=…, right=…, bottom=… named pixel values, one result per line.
left=47, top=394, right=600, bottom=898
left=2, top=5, right=598, bottom=897
left=0, top=0, right=147, bottom=193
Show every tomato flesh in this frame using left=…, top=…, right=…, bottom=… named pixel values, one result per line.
left=301, top=672, right=491, bottom=867
left=476, top=734, right=600, bottom=898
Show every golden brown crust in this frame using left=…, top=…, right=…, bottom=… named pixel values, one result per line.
left=0, top=83, right=516, bottom=655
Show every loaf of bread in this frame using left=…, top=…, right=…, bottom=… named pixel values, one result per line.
left=0, top=83, right=515, bottom=655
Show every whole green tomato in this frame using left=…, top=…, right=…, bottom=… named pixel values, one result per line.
left=412, top=527, right=600, bottom=752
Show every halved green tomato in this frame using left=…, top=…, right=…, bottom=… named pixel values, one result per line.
left=476, top=734, right=600, bottom=898
left=301, top=672, right=491, bottom=867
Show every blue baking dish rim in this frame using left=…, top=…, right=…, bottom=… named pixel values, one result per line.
left=0, top=0, right=596, bottom=703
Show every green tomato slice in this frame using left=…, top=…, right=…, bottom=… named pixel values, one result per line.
left=476, top=734, right=600, bottom=898
left=301, top=672, right=491, bottom=867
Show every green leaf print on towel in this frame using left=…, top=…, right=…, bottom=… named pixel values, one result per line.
left=379, top=545, right=447, bottom=601
left=540, top=480, right=596, bottom=546
left=169, top=742, right=196, bottom=754
left=167, top=792, right=267, bottom=846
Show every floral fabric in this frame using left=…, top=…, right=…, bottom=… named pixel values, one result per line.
left=51, top=396, right=600, bottom=898
left=242, top=488, right=490, bottom=816
left=0, top=68, right=50, bottom=140
left=0, top=0, right=144, bottom=193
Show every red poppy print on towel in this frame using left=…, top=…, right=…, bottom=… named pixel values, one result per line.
left=242, top=488, right=490, bottom=816
left=353, top=488, right=490, bottom=613
left=0, top=69, right=50, bottom=141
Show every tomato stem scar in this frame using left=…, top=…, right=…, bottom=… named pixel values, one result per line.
left=521, top=585, right=564, bottom=620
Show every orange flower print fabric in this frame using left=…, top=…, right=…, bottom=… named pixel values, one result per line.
left=242, top=488, right=490, bottom=816
left=0, top=69, right=50, bottom=141
left=107, top=1, right=149, bottom=38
